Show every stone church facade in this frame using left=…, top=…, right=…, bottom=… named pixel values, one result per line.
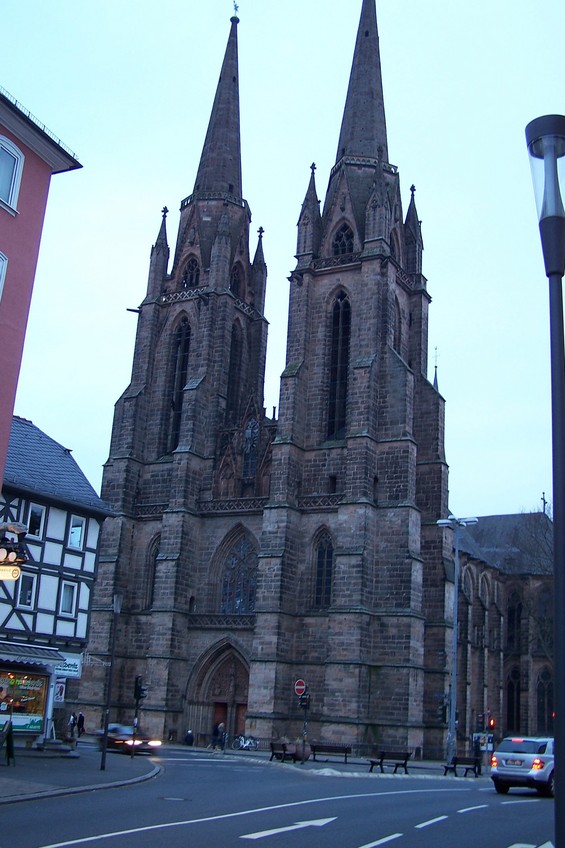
left=77, top=2, right=505, bottom=759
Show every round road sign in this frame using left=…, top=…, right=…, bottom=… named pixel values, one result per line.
left=294, top=678, right=306, bottom=696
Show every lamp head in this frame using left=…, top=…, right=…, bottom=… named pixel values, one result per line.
left=526, top=114, right=565, bottom=276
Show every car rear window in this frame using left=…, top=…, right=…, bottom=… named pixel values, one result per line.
left=496, top=739, right=548, bottom=754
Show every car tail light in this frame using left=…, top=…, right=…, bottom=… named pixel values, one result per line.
left=532, top=758, right=545, bottom=770
left=491, top=755, right=498, bottom=767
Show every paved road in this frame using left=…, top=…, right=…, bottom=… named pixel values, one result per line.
left=0, top=744, right=555, bottom=848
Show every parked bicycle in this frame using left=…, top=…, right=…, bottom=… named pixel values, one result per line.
left=232, top=734, right=258, bottom=750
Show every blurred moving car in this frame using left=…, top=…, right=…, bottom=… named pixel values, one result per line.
left=491, top=736, right=554, bottom=796
left=96, top=723, right=162, bottom=754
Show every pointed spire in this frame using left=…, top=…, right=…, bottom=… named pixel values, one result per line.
left=335, top=0, right=388, bottom=164
left=296, top=163, right=322, bottom=263
left=146, top=206, right=170, bottom=297
left=404, top=184, right=423, bottom=273
left=193, top=15, right=242, bottom=199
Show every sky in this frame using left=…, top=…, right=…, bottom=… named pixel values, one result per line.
left=3, top=0, right=565, bottom=519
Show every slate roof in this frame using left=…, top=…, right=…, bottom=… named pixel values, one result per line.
left=462, top=512, right=553, bottom=576
left=2, top=416, right=112, bottom=517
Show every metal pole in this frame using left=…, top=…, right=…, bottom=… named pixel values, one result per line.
left=548, top=271, right=565, bottom=846
left=446, top=528, right=460, bottom=765
left=99, top=597, right=120, bottom=771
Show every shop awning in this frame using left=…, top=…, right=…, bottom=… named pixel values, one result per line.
left=0, top=642, right=66, bottom=667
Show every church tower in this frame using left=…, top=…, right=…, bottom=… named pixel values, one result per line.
left=80, top=2, right=451, bottom=758
left=245, top=0, right=448, bottom=753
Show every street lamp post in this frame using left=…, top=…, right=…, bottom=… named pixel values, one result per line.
left=526, top=114, right=565, bottom=847
left=99, top=592, right=122, bottom=771
left=437, top=515, right=478, bottom=765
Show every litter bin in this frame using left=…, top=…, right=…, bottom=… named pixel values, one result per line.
left=184, top=730, right=194, bottom=746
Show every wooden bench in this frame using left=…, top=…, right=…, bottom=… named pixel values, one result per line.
left=443, top=756, right=480, bottom=777
left=269, top=741, right=296, bottom=763
left=369, top=751, right=411, bottom=774
left=310, top=742, right=352, bottom=764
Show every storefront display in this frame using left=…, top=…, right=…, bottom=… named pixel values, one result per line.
left=0, top=669, right=47, bottom=732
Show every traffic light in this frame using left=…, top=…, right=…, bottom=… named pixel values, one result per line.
left=438, top=703, right=447, bottom=724
left=488, top=716, right=495, bottom=729
left=134, top=675, right=148, bottom=701
left=299, top=693, right=310, bottom=709
left=477, top=713, right=484, bottom=730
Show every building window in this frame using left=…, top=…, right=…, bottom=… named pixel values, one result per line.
left=68, top=515, right=85, bottom=549
left=230, top=265, right=242, bottom=298
left=144, top=537, right=160, bottom=610
left=220, top=535, right=258, bottom=614
left=327, top=292, right=350, bottom=440
left=506, top=666, right=521, bottom=733
left=506, top=592, right=522, bottom=653
left=181, top=257, right=200, bottom=289
left=313, top=531, right=333, bottom=609
left=17, top=573, right=36, bottom=608
left=27, top=503, right=46, bottom=538
left=0, top=252, right=7, bottom=301
left=332, top=223, right=354, bottom=256
left=0, top=137, right=24, bottom=211
left=536, top=667, right=554, bottom=735
left=169, top=317, right=191, bottom=452
left=60, top=582, right=77, bottom=616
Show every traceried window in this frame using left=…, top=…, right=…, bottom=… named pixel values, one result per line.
left=536, top=667, right=554, bottom=735
left=230, top=265, right=242, bottom=298
left=313, top=531, right=333, bottom=609
left=226, top=323, right=243, bottom=424
left=144, top=536, right=160, bottom=610
left=506, top=666, right=521, bottom=732
left=220, top=536, right=258, bottom=614
left=181, top=257, right=200, bottom=289
left=169, top=317, right=191, bottom=451
left=332, top=223, right=354, bottom=256
left=243, top=418, right=259, bottom=479
left=327, top=292, right=350, bottom=440
left=0, top=136, right=24, bottom=211
left=506, top=591, right=522, bottom=653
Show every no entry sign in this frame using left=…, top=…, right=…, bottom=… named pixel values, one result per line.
left=294, top=679, right=306, bottom=696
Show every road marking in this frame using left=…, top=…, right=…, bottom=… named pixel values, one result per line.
left=240, top=817, right=336, bottom=839
left=457, top=804, right=488, bottom=813
left=507, top=844, right=536, bottom=847
left=36, top=788, right=471, bottom=848
left=415, top=815, right=448, bottom=829
left=357, top=835, right=403, bottom=847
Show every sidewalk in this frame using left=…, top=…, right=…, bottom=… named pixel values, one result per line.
left=0, top=735, right=160, bottom=805
left=0, top=739, right=490, bottom=805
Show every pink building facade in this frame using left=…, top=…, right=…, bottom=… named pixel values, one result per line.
left=0, top=87, right=81, bottom=484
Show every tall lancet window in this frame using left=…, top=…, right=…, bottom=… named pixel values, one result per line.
left=243, top=417, right=259, bottom=479
left=220, top=535, right=258, bottom=614
left=181, top=256, right=200, bottom=289
left=327, top=292, right=350, bottom=440
left=313, top=531, right=334, bottom=609
left=226, top=323, right=243, bottom=424
left=169, top=317, right=191, bottom=452
left=230, top=265, right=242, bottom=298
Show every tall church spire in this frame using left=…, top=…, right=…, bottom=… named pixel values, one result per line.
left=193, top=15, right=242, bottom=199
left=335, top=0, right=388, bottom=163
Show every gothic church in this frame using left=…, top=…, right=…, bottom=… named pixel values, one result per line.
left=79, top=0, right=454, bottom=758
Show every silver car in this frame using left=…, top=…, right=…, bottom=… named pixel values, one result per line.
left=491, top=736, right=554, bottom=797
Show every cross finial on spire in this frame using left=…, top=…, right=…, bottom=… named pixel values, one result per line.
left=233, top=2, right=239, bottom=14
left=310, top=162, right=316, bottom=174
left=162, top=206, right=169, bottom=218
left=410, top=184, right=416, bottom=198
left=258, top=226, right=264, bottom=239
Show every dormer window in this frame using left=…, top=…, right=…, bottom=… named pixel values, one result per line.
left=332, top=223, right=354, bottom=256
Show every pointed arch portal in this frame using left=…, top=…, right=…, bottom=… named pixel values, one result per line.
left=184, top=642, right=250, bottom=744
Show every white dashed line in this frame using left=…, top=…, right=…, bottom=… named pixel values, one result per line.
left=357, top=835, right=403, bottom=847
left=415, top=815, right=448, bottom=829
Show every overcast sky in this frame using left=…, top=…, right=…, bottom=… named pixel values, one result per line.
left=4, top=0, right=565, bottom=519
